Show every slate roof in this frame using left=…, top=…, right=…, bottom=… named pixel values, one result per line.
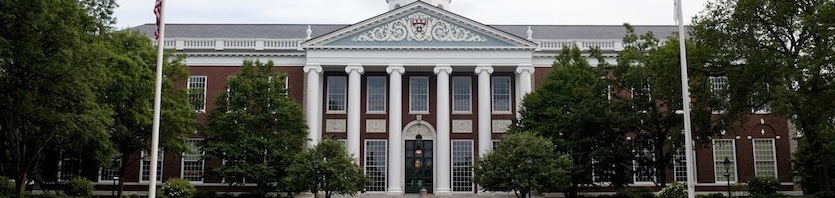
left=132, top=23, right=681, bottom=41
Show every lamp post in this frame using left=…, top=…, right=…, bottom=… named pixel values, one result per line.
left=722, top=157, right=732, bottom=198
left=313, top=158, right=320, bottom=198
left=525, top=157, right=533, bottom=198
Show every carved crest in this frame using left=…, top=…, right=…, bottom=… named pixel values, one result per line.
left=352, top=12, right=487, bottom=42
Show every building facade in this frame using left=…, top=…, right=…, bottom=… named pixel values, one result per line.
left=48, top=0, right=798, bottom=196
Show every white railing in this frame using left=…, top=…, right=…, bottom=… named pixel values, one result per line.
left=155, top=38, right=305, bottom=51
left=535, top=39, right=624, bottom=51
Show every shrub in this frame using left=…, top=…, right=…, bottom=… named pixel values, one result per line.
left=159, top=178, right=196, bottom=198
left=63, top=177, right=94, bottom=198
left=0, top=176, right=14, bottom=197
left=812, top=191, right=835, bottom=198
left=659, top=183, right=687, bottom=198
left=748, top=176, right=779, bottom=196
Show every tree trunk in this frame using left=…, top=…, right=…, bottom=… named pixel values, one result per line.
left=806, top=128, right=832, bottom=192
left=15, top=172, right=27, bottom=196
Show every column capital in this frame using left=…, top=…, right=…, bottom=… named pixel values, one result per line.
left=475, top=64, right=493, bottom=75
left=386, top=64, right=405, bottom=75
left=345, top=64, right=364, bottom=74
left=516, top=64, right=534, bottom=74
left=303, top=63, right=323, bottom=74
left=433, top=64, right=453, bottom=75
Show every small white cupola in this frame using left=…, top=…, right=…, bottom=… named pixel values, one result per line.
left=387, top=0, right=450, bottom=10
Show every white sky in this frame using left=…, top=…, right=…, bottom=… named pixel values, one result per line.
left=114, top=0, right=711, bottom=29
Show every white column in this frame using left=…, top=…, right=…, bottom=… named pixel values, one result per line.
left=475, top=64, right=494, bottom=156
left=386, top=64, right=405, bottom=194
left=345, top=64, right=364, bottom=160
left=303, top=64, right=323, bottom=147
left=515, top=64, right=534, bottom=117
left=434, top=64, right=453, bottom=194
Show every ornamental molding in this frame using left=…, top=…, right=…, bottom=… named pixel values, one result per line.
left=366, top=119, right=387, bottom=133
left=492, top=120, right=512, bottom=133
left=326, top=119, right=347, bottom=133
left=452, top=120, right=472, bottom=133
left=352, top=12, right=487, bottom=43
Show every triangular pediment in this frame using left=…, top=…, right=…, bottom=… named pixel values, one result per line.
left=302, top=1, right=537, bottom=49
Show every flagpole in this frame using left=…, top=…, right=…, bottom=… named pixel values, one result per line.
left=149, top=0, right=166, bottom=197
left=675, top=0, right=697, bottom=198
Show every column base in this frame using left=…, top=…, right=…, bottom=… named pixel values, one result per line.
left=386, top=188, right=403, bottom=195
left=434, top=188, right=453, bottom=196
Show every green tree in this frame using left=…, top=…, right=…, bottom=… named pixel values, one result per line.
left=285, top=139, right=369, bottom=198
left=201, top=59, right=308, bottom=195
left=473, top=132, right=571, bottom=198
left=692, top=0, right=835, bottom=192
left=0, top=0, right=116, bottom=194
left=611, top=24, right=719, bottom=188
left=514, top=45, right=633, bottom=197
left=94, top=30, right=195, bottom=198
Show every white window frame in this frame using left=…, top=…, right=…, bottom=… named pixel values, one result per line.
left=591, top=158, right=614, bottom=185
left=326, top=76, right=347, bottom=113
left=673, top=146, right=688, bottom=182
left=188, top=76, right=208, bottom=113
left=366, top=76, right=387, bottom=113
left=752, top=84, right=771, bottom=114
left=57, top=151, right=81, bottom=181
left=140, top=150, right=164, bottom=182
left=452, top=76, right=472, bottom=113
left=712, top=139, right=738, bottom=183
left=451, top=140, right=474, bottom=192
left=632, top=147, right=656, bottom=184
left=98, top=158, right=122, bottom=182
left=752, top=138, right=777, bottom=178
left=491, top=76, right=512, bottom=114
left=709, top=76, right=728, bottom=114
left=409, top=76, right=430, bottom=114
left=181, top=139, right=205, bottom=183
left=364, top=140, right=387, bottom=192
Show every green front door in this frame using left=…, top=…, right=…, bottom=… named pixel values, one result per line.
left=405, top=140, right=433, bottom=193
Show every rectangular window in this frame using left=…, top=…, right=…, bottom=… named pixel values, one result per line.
left=631, top=82, right=652, bottom=102
left=188, top=76, right=207, bottom=112
left=367, top=76, right=387, bottom=112
left=452, top=140, right=474, bottom=192
left=492, top=140, right=500, bottom=150
left=99, top=158, right=122, bottom=181
left=602, top=79, right=611, bottom=100
left=141, top=150, right=163, bottom=182
left=633, top=146, right=655, bottom=183
left=753, top=84, right=771, bottom=113
left=365, top=140, right=387, bottom=192
left=268, top=75, right=288, bottom=96
left=410, top=76, right=429, bottom=112
left=492, top=76, right=512, bottom=112
left=674, top=147, right=688, bottom=182
left=713, top=139, right=737, bottom=182
left=182, top=139, right=204, bottom=182
left=327, top=76, right=347, bottom=112
left=591, top=159, right=613, bottom=183
left=753, top=139, right=777, bottom=177
left=452, top=76, right=472, bottom=112
left=58, top=152, right=81, bottom=181
left=709, top=76, right=728, bottom=99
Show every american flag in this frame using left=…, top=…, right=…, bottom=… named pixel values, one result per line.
left=154, top=0, right=162, bottom=40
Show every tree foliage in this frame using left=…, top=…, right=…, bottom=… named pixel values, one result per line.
left=474, top=132, right=571, bottom=198
left=201, top=59, right=308, bottom=194
left=514, top=45, right=632, bottom=197
left=0, top=0, right=116, bottom=194
left=95, top=30, right=195, bottom=197
left=692, top=0, right=835, bottom=192
left=284, top=139, right=368, bottom=198
left=610, top=24, right=718, bottom=187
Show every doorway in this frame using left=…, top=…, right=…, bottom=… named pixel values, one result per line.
left=404, top=139, right=433, bottom=193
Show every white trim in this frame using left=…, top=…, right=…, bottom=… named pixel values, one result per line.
left=491, top=76, right=512, bottom=114
left=752, top=138, right=778, bottom=178
left=140, top=150, right=164, bottom=182
left=364, top=139, right=388, bottom=192
left=451, top=76, right=472, bottom=113
left=326, top=76, right=348, bottom=114
left=409, top=76, right=430, bottom=114
left=188, top=76, right=208, bottom=113
left=366, top=76, right=387, bottom=113
left=451, top=140, right=475, bottom=192
left=712, top=139, right=738, bottom=183
left=181, top=139, right=205, bottom=183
